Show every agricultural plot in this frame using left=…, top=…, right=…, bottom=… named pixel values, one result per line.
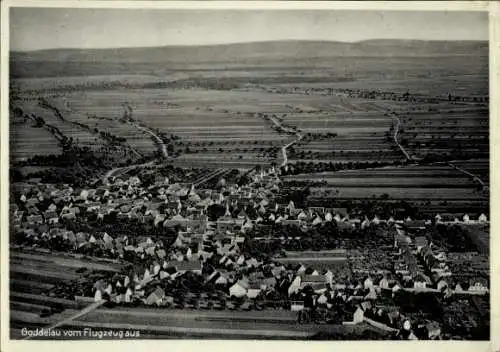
left=449, top=159, right=489, bottom=183
left=41, top=88, right=301, bottom=168
left=261, top=95, right=407, bottom=164
left=17, top=100, right=103, bottom=151
left=286, top=164, right=488, bottom=214
left=9, top=249, right=125, bottom=333
left=398, top=110, right=489, bottom=160
left=9, top=121, right=62, bottom=161
left=310, top=186, right=483, bottom=201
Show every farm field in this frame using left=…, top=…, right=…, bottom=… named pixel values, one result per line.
left=451, top=159, right=489, bottom=183
left=9, top=121, right=62, bottom=161
left=284, top=164, right=488, bottom=215
left=9, top=249, right=126, bottom=321
left=11, top=46, right=488, bottom=172
left=9, top=248, right=386, bottom=340
left=17, top=100, right=101, bottom=149
left=286, top=165, right=476, bottom=188
left=399, top=110, right=489, bottom=160
left=10, top=306, right=382, bottom=340
left=21, top=88, right=305, bottom=168
left=309, top=186, right=483, bottom=200
left=9, top=249, right=124, bottom=337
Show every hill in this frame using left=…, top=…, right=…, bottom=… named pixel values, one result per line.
left=12, top=39, right=488, bottom=63
left=10, top=40, right=488, bottom=78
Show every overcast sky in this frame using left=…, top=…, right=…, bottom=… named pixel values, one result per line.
left=10, top=8, right=488, bottom=51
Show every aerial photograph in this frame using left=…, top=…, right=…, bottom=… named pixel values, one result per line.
left=7, top=6, right=490, bottom=340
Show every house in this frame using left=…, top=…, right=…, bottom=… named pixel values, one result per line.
left=307, top=292, right=324, bottom=307
left=378, top=275, right=393, bottom=290
left=281, top=219, right=301, bottom=227
left=426, top=322, right=442, bottom=339
left=468, top=278, right=488, bottom=293
left=414, top=236, right=428, bottom=252
left=246, top=282, right=262, bottom=299
left=290, top=301, right=304, bottom=312
left=324, top=270, right=334, bottom=285
left=327, top=208, right=348, bottom=218
left=301, top=275, right=326, bottom=285
left=229, top=280, right=249, bottom=298
left=168, top=261, right=203, bottom=275
left=259, top=277, right=277, bottom=291
left=145, top=287, right=165, bottom=305
left=436, top=279, right=448, bottom=291
left=364, top=288, right=377, bottom=300
left=288, top=276, right=301, bottom=296
left=216, top=271, right=233, bottom=285
left=363, top=277, right=374, bottom=290
left=349, top=306, right=365, bottom=324
left=406, top=220, right=426, bottom=231
left=391, top=284, right=401, bottom=294
left=245, top=257, right=260, bottom=268
left=413, top=274, right=431, bottom=289
left=236, top=254, right=245, bottom=266
left=454, top=282, right=464, bottom=292
left=27, top=214, right=44, bottom=225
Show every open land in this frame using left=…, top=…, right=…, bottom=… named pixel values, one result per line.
left=9, top=40, right=490, bottom=340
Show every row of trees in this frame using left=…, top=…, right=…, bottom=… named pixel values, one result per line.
left=279, top=160, right=405, bottom=176
left=240, top=222, right=393, bottom=258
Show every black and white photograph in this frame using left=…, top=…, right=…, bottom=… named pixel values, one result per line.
left=2, top=1, right=495, bottom=344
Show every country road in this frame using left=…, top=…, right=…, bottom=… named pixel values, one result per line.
left=23, top=300, right=107, bottom=340
left=391, top=113, right=412, bottom=161
left=134, top=124, right=169, bottom=158
left=103, top=160, right=156, bottom=181
left=103, top=122, right=168, bottom=181
left=448, top=162, right=486, bottom=188
left=192, top=168, right=231, bottom=188
left=268, top=116, right=303, bottom=167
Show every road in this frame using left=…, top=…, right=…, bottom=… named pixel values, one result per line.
left=391, top=113, right=412, bottom=161
left=23, top=300, right=107, bottom=340
left=192, top=168, right=231, bottom=188
left=268, top=116, right=303, bottom=167
left=134, top=124, right=168, bottom=158
left=448, top=162, right=486, bottom=188
left=103, top=160, right=156, bottom=181
left=102, top=122, right=169, bottom=182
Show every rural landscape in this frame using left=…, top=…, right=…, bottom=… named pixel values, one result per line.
left=8, top=8, right=490, bottom=341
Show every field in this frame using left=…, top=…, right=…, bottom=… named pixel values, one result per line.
left=9, top=249, right=387, bottom=340
left=9, top=121, right=62, bottom=161
left=284, top=164, right=488, bottom=216
left=10, top=45, right=489, bottom=214
left=23, top=88, right=301, bottom=169
left=399, top=109, right=489, bottom=161
left=9, top=248, right=125, bottom=333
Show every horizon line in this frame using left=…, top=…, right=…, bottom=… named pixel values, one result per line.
left=11, top=38, right=489, bottom=53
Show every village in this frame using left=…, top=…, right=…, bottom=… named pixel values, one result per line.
left=9, top=163, right=490, bottom=340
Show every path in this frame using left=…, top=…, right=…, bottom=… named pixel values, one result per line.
left=103, top=160, right=156, bottom=181
left=268, top=116, right=303, bottom=167
left=23, top=299, right=107, bottom=340
left=448, top=162, right=486, bottom=188
left=134, top=124, right=169, bottom=158
left=390, top=113, right=412, bottom=161
left=103, top=123, right=168, bottom=181
left=192, top=168, right=231, bottom=188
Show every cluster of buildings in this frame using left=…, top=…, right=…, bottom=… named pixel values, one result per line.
left=9, top=164, right=490, bottom=340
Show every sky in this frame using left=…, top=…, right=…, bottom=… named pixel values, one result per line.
left=10, top=8, right=488, bottom=51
